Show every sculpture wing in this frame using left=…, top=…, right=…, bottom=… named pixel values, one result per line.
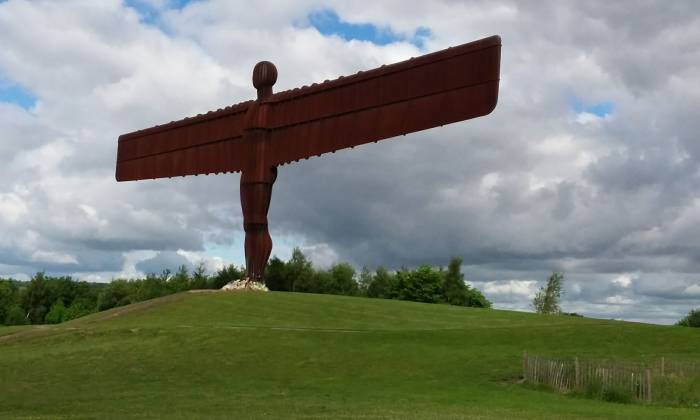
left=264, top=35, right=501, bottom=166
left=116, top=35, right=501, bottom=181
left=115, top=101, right=252, bottom=181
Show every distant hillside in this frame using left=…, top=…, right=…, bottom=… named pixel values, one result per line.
left=1, top=292, right=698, bottom=419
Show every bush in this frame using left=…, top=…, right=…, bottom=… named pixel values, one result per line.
left=209, top=265, right=244, bottom=289
left=45, top=300, right=67, bottom=324
left=4, top=305, right=27, bottom=325
left=295, top=270, right=330, bottom=294
left=676, top=309, right=700, bottom=328
left=367, top=267, right=391, bottom=298
left=328, top=263, right=358, bottom=296
left=190, top=263, right=208, bottom=290
left=464, top=287, right=492, bottom=309
left=265, top=257, right=289, bottom=291
left=97, top=280, right=134, bottom=311
left=20, top=272, right=50, bottom=324
left=167, top=266, right=191, bottom=293
left=0, top=280, right=19, bottom=324
left=64, top=299, right=96, bottom=321
left=653, top=375, right=700, bottom=407
left=395, top=265, right=443, bottom=303
left=581, top=379, right=633, bottom=404
left=135, top=275, right=168, bottom=301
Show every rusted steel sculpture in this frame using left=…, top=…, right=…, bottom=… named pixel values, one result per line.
left=116, top=35, right=502, bottom=283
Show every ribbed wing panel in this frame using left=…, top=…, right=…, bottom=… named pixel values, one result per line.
left=115, top=102, right=251, bottom=181
left=265, top=35, right=501, bottom=165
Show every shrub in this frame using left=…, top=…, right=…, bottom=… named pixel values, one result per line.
left=190, top=263, right=208, bottom=290
left=209, top=265, right=244, bottom=289
left=97, top=280, right=133, bottom=311
left=45, top=300, right=67, bottom=324
left=395, top=265, right=443, bottom=303
left=367, top=267, right=391, bottom=298
left=465, top=287, right=492, bottom=308
left=265, top=257, right=289, bottom=291
left=295, top=270, right=330, bottom=294
left=168, top=266, right=191, bottom=293
left=20, top=272, right=50, bottom=324
left=328, top=263, right=358, bottom=296
left=4, top=305, right=27, bottom=325
left=135, top=275, right=168, bottom=301
left=0, top=280, right=19, bottom=324
left=64, top=299, right=96, bottom=321
left=676, top=309, right=700, bottom=328
left=654, top=375, right=700, bottom=407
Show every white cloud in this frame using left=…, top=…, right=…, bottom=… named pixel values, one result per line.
left=605, top=295, right=635, bottom=305
left=483, top=280, right=538, bottom=299
left=683, top=284, right=700, bottom=297
left=612, top=273, right=636, bottom=288
left=31, top=250, right=78, bottom=265
left=0, top=193, right=28, bottom=224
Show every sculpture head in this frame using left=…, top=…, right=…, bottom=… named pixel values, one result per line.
left=252, top=61, right=277, bottom=99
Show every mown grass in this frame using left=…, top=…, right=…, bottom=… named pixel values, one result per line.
left=0, top=325, right=30, bottom=337
left=1, top=291, right=699, bottom=419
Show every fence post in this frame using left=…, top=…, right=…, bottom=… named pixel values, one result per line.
left=660, top=357, right=665, bottom=377
left=523, top=351, right=528, bottom=381
left=574, top=357, right=580, bottom=390
left=645, top=369, right=652, bottom=402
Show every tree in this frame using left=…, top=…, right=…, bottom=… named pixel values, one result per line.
left=464, top=287, right=491, bottom=309
left=396, top=265, right=443, bottom=303
left=45, top=299, right=66, bottom=324
left=4, top=305, right=27, bottom=325
left=296, top=269, right=330, bottom=294
left=265, top=256, right=289, bottom=291
left=443, top=257, right=468, bottom=306
left=97, top=280, right=133, bottom=311
left=0, top=280, right=19, bottom=325
left=676, top=309, right=700, bottom=328
left=135, top=274, right=167, bottom=302
left=21, top=272, right=50, bottom=324
left=209, top=265, right=244, bottom=289
left=357, top=266, right=373, bottom=296
left=190, top=263, right=208, bottom=290
left=533, top=272, right=564, bottom=314
left=286, top=248, right=314, bottom=292
left=168, top=266, right=190, bottom=293
left=367, top=267, right=391, bottom=299
left=45, top=276, right=78, bottom=308
left=328, top=263, right=358, bottom=296
left=64, top=299, right=96, bottom=321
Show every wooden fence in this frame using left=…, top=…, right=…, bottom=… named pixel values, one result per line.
left=522, top=353, right=699, bottom=403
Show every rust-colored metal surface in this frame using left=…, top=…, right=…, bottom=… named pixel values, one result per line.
left=116, top=35, right=502, bottom=282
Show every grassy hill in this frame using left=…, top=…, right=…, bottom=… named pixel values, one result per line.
left=1, top=291, right=699, bottom=419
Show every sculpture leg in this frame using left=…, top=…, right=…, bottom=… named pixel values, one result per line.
left=240, top=166, right=277, bottom=282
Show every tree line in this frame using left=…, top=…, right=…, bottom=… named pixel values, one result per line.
left=266, top=249, right=491, bottom=307
left=0, top=249, right=490, bottom=326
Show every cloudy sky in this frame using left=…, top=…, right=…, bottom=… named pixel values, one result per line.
left=1, top=0, right=699, bottom=324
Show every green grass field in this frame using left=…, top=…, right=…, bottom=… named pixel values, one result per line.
left=1, top=291, right=699, bottom=419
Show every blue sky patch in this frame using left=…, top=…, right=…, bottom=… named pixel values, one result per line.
left=0, top=79, right=37, bottom=110
left=307, top=9, right=431, bottom=49
left=571, top=97, right=614, bottom=117
left=124, top=0, right=195, bottom=28
left=204, top=233, right=305, bottom=268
